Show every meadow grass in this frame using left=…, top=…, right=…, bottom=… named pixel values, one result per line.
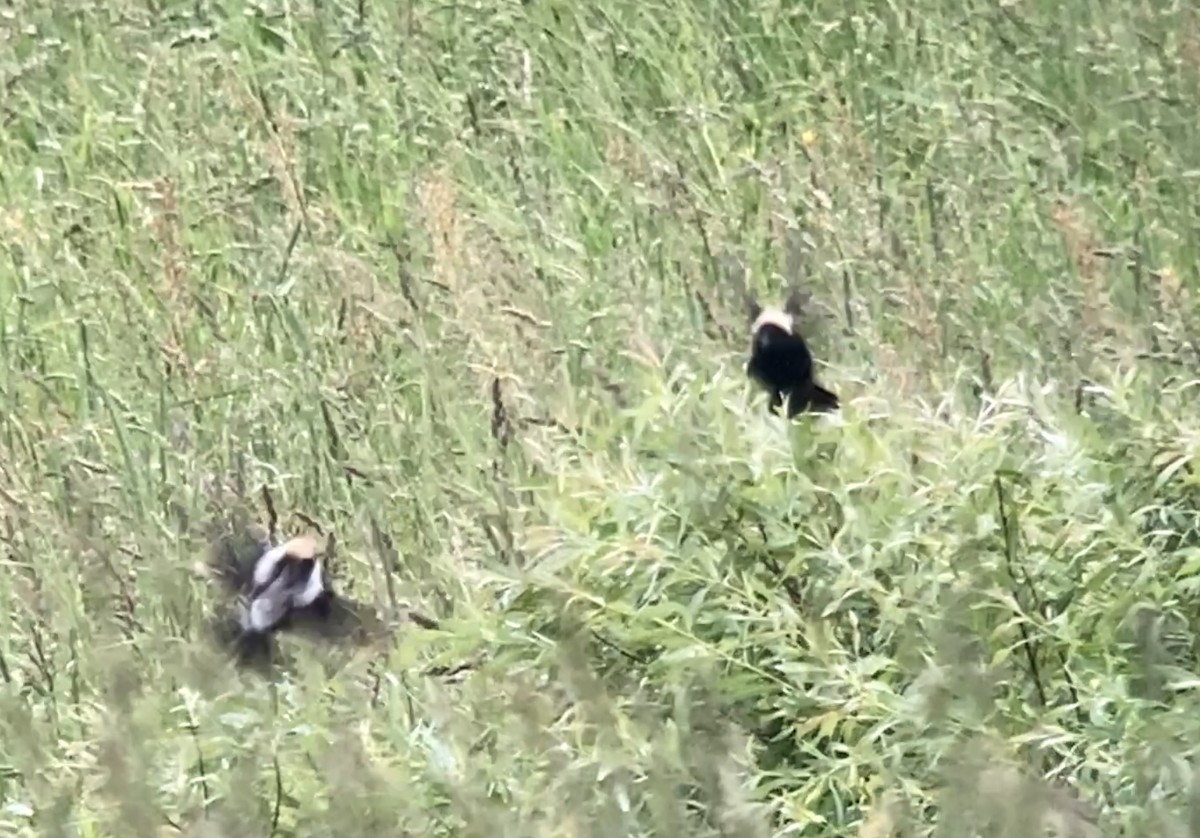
left=2, top=0, right=1200, bottom=834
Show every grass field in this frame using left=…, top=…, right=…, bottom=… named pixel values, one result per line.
left=2, top=0, right=1200, bottom=834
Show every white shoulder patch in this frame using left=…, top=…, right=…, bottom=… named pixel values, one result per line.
left=293, top=560, right=325, bottom=608
left=252, top=544, right=288, bottom=587
left=245, top=593, right=290, bottom=633
left=751, top=307, right=794, bottom=335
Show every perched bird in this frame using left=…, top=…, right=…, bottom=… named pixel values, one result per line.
left=745, top=291, right=839, bottom=418
left=241, top=535, right=329, bottom=634
left=202, top=526, right=381, bottom=673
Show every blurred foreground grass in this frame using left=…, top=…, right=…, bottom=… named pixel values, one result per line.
left=3, top=0, right=1200, bottom=835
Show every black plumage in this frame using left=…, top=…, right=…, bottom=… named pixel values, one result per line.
left=203, top=526, right=381, bottom=673
left=745, top=293, right=839, bottom=418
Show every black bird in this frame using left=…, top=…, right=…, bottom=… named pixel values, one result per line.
left=746, top=293, right=839, bottom=418
left=204, top=529, right=381, bottom=673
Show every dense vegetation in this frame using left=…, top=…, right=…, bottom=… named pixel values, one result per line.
left=3, top=0, right=1200, bottom=834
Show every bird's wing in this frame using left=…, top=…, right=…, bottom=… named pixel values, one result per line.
left=245, top=559, right=316, bottom=633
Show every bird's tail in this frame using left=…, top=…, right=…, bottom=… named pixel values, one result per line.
left=809, top=383, right=840, bottom=412
left=209, top=613, right=280, bottom=674
left=787, top=383, right=840, bottom=416
left=233, top=629, right=279, bottom=673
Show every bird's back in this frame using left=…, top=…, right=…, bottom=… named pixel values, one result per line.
left=748, top=325, right=815, bottom=391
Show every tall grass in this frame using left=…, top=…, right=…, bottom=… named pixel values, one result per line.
left=2, top=0, right=1200, bottom=834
